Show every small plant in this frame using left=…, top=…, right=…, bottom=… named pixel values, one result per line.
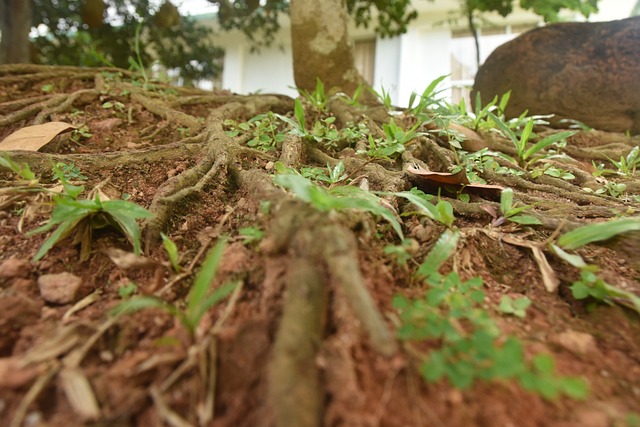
left=301, top=162, right=348, bottom=185
left=53, top=162, right=88, bottom=181
left=595, top=181, right=627, bottom=198
left=394, top=232, right=588, bottom=399
left=499, top=295, right=532, bottom=319
left=384, top=238, right=418, bottom=267
left=298, top=78, right=328, bottom=112
left=70, top=125, right=93, bottom=144
left=118, top=283, right=138, bottom=298
left=357, top=119, right=422, bottom=160
left=111, top=238, right=238, bottom=339
left=530, top=163, right=575, bottom=181
left=41, top=84, right=55, bottom=93
left=274, top=168, right=404, bottom=239
left=128, top=22, right=149, bottom=84
left=488, top=112, right=576, bottom=169
left=338, top=83, right=364, bottom=107
left=102, top=101, right=126, bottom=112
left=370, top=85, right=394, bottom=110
left=0, top=154, right=37, bottom=181
left=28, top=194, right=154, bottom=262
left=238, top=226, right=264, bottom=245
left=498, top=188, right=541, bottom=225
left=552, top=218, right=640, bottom=313
left=392, top=188, right=455, bottom=228
left=224, top=112, right=286, bottom=151
left=608, top=146, right=640, bottom=177
left=407, top=75, right=449, bottom=117
left=161, top=232, right=181, bottom=272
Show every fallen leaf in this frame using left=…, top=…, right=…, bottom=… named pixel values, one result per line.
left=0, top=122, right=77, bottom=151
left=105, top=247, right=157, bottom=270
left=407, top=164, right=504, bottom=200
left=59, top=367, right=101, bottom=420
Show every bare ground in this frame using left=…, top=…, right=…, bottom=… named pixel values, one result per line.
left=0, top=64, right=639, bottom=427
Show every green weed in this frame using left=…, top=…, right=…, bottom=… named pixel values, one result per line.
left=224, top=111, right=286, bottom=151
left=274, top=168, right=404, bottom=239
left=392, top=188, right=455, bottom=228
left=499, top=295, right=532, bottom=319
left=28, top=194, right=153, bottom=262
left=238, top=226, right=264, bottom=245
left=298, top=78, right=328, bottom=112
left=608, top=146, right=640, bottom=177
left=161, top=232, right=181, bottom=272
left=488, top=112, right=576, bottom=169
left=111, top=238, right=238, bottom=339
left=301, top=162, right=348, bottom=184
left=552, top=218, right=640, bottom=313
left=499, top=188, right=541, bottom=225
left=394, top=231, right=588, bottom=399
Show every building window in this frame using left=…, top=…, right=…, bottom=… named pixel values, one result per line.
left=354, top=39, right=376, bottom=85
left=450, top=26, right=533, bottom=104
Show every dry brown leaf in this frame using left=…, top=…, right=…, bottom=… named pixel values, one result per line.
left=407, top=164, right=504, bottom=200
left=59, top=367, right=101, bottom=420
left=0, top=122, right=77, bottom=151
left=104, top=247, right=157, bottom=270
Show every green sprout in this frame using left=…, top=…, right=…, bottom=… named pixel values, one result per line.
left=111, top=238, right=238, bottom=339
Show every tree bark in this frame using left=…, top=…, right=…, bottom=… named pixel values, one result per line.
left=290, top=0, right=369, bottom=97
left=0, top=0, right=32, bottom=64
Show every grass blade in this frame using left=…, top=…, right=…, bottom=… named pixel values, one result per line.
left=557, top=218, right=640, bottom=250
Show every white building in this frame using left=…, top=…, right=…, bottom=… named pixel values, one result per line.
left=192, top=0, right=636, bottom=106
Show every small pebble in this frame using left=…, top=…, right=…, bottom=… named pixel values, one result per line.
left=550, top=329, right=597, bottom=356
left=0, top=258, right=30, bottom=281
left=37, top=272, right=82, bottom=304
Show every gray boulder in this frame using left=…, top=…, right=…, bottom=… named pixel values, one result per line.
left=472, top=16, right=640, bottom=133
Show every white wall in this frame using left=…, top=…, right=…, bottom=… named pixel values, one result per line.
left=222, top=42, right=297, bottom=97
left=397, top=27, right=452, bottom=106
left=215, top=0, right=636, bottom=105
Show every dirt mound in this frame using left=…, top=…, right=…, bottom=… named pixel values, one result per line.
left=0, top=65, right=639, bottom=427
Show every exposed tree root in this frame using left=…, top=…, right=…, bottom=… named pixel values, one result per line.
left=1, top=65, right=639, bottom=426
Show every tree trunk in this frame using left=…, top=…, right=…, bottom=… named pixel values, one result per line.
left=290, top=0, right=368, bottom=97
left=0, top=0, right=32, bottom=64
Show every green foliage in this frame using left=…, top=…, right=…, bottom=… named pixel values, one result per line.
left=161, top=232, right=181, bottom=272
left=551, top=220, right=640, bottom=313
left=499, top=188, right=541, bottom=225
left=557, top=217, right=640, bottom=250
left=415, top=228, right=460, bottom=277
left=238, top=227, right=265, bottom=245
left=298, top=78, right=328, bottom=112
left=0, top=154, right=37, bottom=181
left=384, top=238, right=417, bottom=267
left=111, top=239, right=238, bottom=338
left=224, top=112, right=286, bottom=151
left=357, top=119, right=422, bottom=159
left=488, top=113, right=576, bottom=169
left=608, top=146, right=640, bottom=177
left=53, top=162, right=88, bottom=181
left=466, top=0, right=598, bottom=22
left=27, top=194, right=154, bottom=262
left=499, top=295, right=532, bottom=319
left=595, top=181, right=628, bottom=198
left=273, top=169, right=404, bottom=239
left=370, top=86, right=394, bottom=110
left=407, top=75, right=449, bottom=117
left=394, top=268, right=588, bottom=398
left=118, top=283, right=138, bottom=298
left=32, top=0, right=223, bottom=83
left=393, top=188, right=455, bottom=228
left=301, top=162, right=348, bottom=184
left=70, top=125, right=93, bottom=144
left=530, top=163, right=575, bottom=181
